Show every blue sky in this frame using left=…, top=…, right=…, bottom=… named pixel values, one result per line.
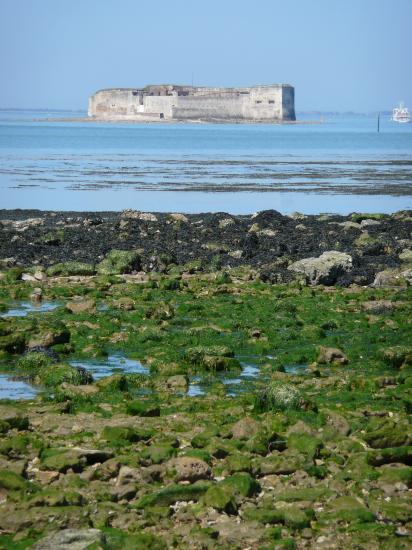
left=0, top=0, right=411, bottom=111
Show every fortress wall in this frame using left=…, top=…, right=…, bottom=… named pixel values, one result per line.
left=172, top=94, right=249, bottom=120
left=88, top=89, right=140, bottom=117
left=88, top=84, right=296, bottom=121
left=143, top=96, right=175, bottom=118
left=173, top=87, right=283, bottom=120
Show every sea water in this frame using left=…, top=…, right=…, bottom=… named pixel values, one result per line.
left=0, top=110, right=411, bottom=214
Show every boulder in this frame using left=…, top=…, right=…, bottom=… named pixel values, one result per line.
left=66, top=299, right=96, bottom=314
left=165, top=375, right=188, bottom=392
left=256, top=449, right=308, bottom=475
left=231, top=417, right=260, bottom=440
left=362, top=300, right=393, bottom=314
left=203, top=484, right=237, bottom=514
left=28, top=327, right=70, bottom=349
left=169, top=213, right=189, bottom=223
left=288, top=251, right=353, bottom=285
left=121, top=210, right=157, bottom=222
left=96, top=249, right=141, bottom=275
left=317, top=346, right=348, bottom=365
left=373, top=268, right=412, bottom=287
left=168, top=456, right=211, bottom=482
left=31, top=529, right=104, bottom=550
left=399, top=249, right=412, bottom=263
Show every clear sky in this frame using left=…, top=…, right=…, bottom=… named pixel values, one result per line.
left=0, top=0, right=411, bottom=112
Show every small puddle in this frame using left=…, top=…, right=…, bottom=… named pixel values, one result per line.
left=69, top=353, right=148, bottom=380
left=1, top=301, right=59, bottom=317
left=284, top=364, right=309, bottom=374
left=0, top=374, right=38, bottom=400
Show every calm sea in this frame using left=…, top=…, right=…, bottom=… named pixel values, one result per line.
left=0, top=110, right=411, bottom=214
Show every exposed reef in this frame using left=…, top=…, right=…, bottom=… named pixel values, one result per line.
left=1, top=209, right=411, bottom=288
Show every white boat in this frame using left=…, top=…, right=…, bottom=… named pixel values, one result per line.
left=391, top=102, right=410, bottom=123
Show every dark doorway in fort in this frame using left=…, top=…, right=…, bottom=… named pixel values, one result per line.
left=159, top=113, right=164, bottom=119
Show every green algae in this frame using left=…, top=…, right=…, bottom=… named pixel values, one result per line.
left=135, top=481, right=211, bottom=508
left=0, top=261, right=411, bottom=548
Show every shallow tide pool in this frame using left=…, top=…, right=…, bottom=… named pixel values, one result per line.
left=69, top=353, right=148, bottom=380
left=1, top=301, right=60, bottom=317
left=0, top=374, right=38, bottom=400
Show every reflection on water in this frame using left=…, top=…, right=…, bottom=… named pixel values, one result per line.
left=69, top=353, right=148, bottom=380
left=0, top=374, right=38, bottom=400
left=1, top=301, right=59, bottom=317
left=284, top=364, right=309, bottom=374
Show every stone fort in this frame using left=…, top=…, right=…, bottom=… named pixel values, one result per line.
left=88, top=84, right=295, bottom=122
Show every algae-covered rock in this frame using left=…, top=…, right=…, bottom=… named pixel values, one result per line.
left=40, top=449, right=86, bottom=473
left=168, top=456, right=211, bottom=482
left=367, top=446, right=412, bottom=466
left=31, top=528, right=104, bottom=550
left=101, top=425, right=154, bottom=444
left=184, top=345, right=241, bottom=372
left=17, top=351, right=54, bottom=370
left=126, top=400, right=160, bottom=417
left=141, top=444, right=176, bottom=465
left=28, top=325, right=70, bottom=349
left=40, top=448, right=113, bottom=473
left=96, top=374, right=128, bottom=392
left=362, top=422, right=411, bottom=449
left=0, top=331, right=26, bottom=354
left=226, top=452, right=252, bottom=473
left=362, top=300, right=394, bottom=314
left=288, top=251, right=353, bottom=285
left=381, top=346, right=412, bottom=369
left=287, top=433, right=322, bottom=460
left=256, top=449, right=308, bottom=475
left=97, top=249, right=141, bottom=275
left=164, top=374, right=188, bottom=392
left=274, top=487, right=336, bottom=502
left=191, top=427, right=219, bottom=449
left=0, top=405, right=29, bottom=431
left=203, top=484, right=237, bottom=514
left=221, top=472, right=260, bottom=497
left=185, top=345, right=233, bottom=363
left=254, top=382, right=303, bottom=412
left=136, top=481, right=211, bottom=508
left=242, top=504, right=311, bottom=529
left=46, top=262, right=96, bottom=277
left=0, top=469, right=27, bottom=491
left=317, top=346, right=348, bottom=365
left=231, top=417, right=261, bottom=440
left=32, top=363, right=91, bottom=387
left=66, top=299, right=96, bottom=314
left=377, top=465, right=412, bottom=487
left=321, top=496, right=375, bottom=523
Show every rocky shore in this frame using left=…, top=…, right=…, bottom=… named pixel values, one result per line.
left=1, top=208, right=411, bottom=287
left=0, top=209, right=411, bottom=549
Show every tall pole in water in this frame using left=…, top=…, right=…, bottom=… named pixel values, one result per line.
left=377, top=112, right=380, bottom=133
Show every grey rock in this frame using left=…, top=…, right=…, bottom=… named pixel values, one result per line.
left=360, top=219, right=381, bottom=227
left=31, top=528, right=104, bottom=550
left=288, top=251, right=353, bottom=285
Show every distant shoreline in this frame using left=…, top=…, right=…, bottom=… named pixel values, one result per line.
left=37, top=116, right=323, bottom=125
